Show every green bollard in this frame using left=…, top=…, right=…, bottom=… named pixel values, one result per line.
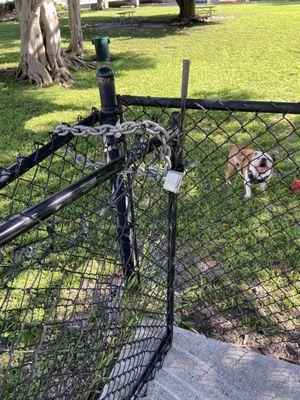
left=92, top=37, right=111, bottom=62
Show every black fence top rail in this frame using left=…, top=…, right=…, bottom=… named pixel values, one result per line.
left=0, top=110, right=99, bottom=190
left=120, top=95, right=300, bottom=115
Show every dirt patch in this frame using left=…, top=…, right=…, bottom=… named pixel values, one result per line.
left=181, top=302, right=300, bottom=365
left=175, top=255, right=300, bottom=365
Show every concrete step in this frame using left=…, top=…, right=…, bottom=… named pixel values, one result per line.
left=145, top=345, right=237, bottom=400
left=146, top=367, right=227, bottom=400
left=145, top=327, right=300, bottom=400
left=145, top=381, right=179, bottom=400
left=100, top=321, right=166, bottom=400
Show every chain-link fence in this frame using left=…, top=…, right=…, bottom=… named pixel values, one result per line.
left=0, top=72, right=299, bottom=400
left=0, top=122, right=175, bottom=399
left=120, top=95, right=300, bottom=365
left=0, top=70, right=179, bottom=399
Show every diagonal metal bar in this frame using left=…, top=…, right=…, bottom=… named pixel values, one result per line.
left=0, top=111, right=99, bottom=190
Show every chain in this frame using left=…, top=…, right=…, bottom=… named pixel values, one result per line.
left=54, top=121, right=172, bottom=173
left=6, top=121, right=176, bottom=274
left=67, top=146, right=104, bottom=169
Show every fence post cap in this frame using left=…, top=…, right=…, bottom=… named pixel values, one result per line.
left=96, top=67, right=115, bottom=79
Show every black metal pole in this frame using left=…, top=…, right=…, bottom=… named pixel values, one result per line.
left=166, top=61, right=190, bottom=344
left=166, top=118, right=183, bottom=343
left=96, top=67, right=135, bottom=280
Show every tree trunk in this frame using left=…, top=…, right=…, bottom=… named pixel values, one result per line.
left=96, top=0, right=104, bottom=10
left=176, top=0, right=196, bottom=21
left=14, top=0, right=73, bottom=86
left=67, top=0, right=84, bottom=56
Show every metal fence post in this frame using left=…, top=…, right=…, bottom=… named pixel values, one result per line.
left=166, top=61, right=190, bottom=344
left=96, top=67, right=135, bottom=280
left=166, top=114, right=183, bottom=343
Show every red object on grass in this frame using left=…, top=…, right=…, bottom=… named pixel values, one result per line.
left=290, top=180, right=300, bottom=193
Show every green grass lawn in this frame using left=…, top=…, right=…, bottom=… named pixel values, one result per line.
left=0, top=3, right=299, bottom=396
left=1, top=3, right=300, bottom=161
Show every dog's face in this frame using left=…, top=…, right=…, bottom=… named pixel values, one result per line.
left=249, top=151, right=274, bottom=181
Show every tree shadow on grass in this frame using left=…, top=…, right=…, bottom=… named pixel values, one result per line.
left=0, top=51, right=19, bottom=66
left=0, top=70, right=91, bottom=165
left=74, top=50, right=156, bottom=91
left=77, top=14, right=223, bottom=41
left=194, top=88, right=257, bottom=101
left=0, top=34, right=156, bottom=160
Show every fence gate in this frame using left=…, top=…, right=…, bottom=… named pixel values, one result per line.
left=0, top=70, right=177, bottom=399
left=0, top=70, right=299, bottom=400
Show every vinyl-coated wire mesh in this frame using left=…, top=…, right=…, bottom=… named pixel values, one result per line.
left=121, top=97, right=300, bottom=365
left=0, top=116, right=105, bottom=221
left=0, top=96, right=299, bottom=400
left=0, top=116, right=172, bottom=399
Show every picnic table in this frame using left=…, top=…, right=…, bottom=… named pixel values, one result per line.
left=117, top=10, right=136, bottom=25
left=195, top=5, right=216, bottom=20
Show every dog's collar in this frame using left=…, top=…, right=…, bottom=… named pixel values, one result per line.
left=248, top=168, right=267, bottom=184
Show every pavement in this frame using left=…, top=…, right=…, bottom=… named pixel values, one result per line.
left=145, top=327, right=300, bottom=400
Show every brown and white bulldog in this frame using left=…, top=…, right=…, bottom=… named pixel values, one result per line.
left=225, top=145, right=275, bottom=198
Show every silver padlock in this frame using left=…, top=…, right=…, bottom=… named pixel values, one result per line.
left=163, top=170, right=185, bottom=193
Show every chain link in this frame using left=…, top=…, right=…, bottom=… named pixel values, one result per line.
left=67, top=146, right=104, bottom=170
left=54, top=121, right=173, bottom=173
